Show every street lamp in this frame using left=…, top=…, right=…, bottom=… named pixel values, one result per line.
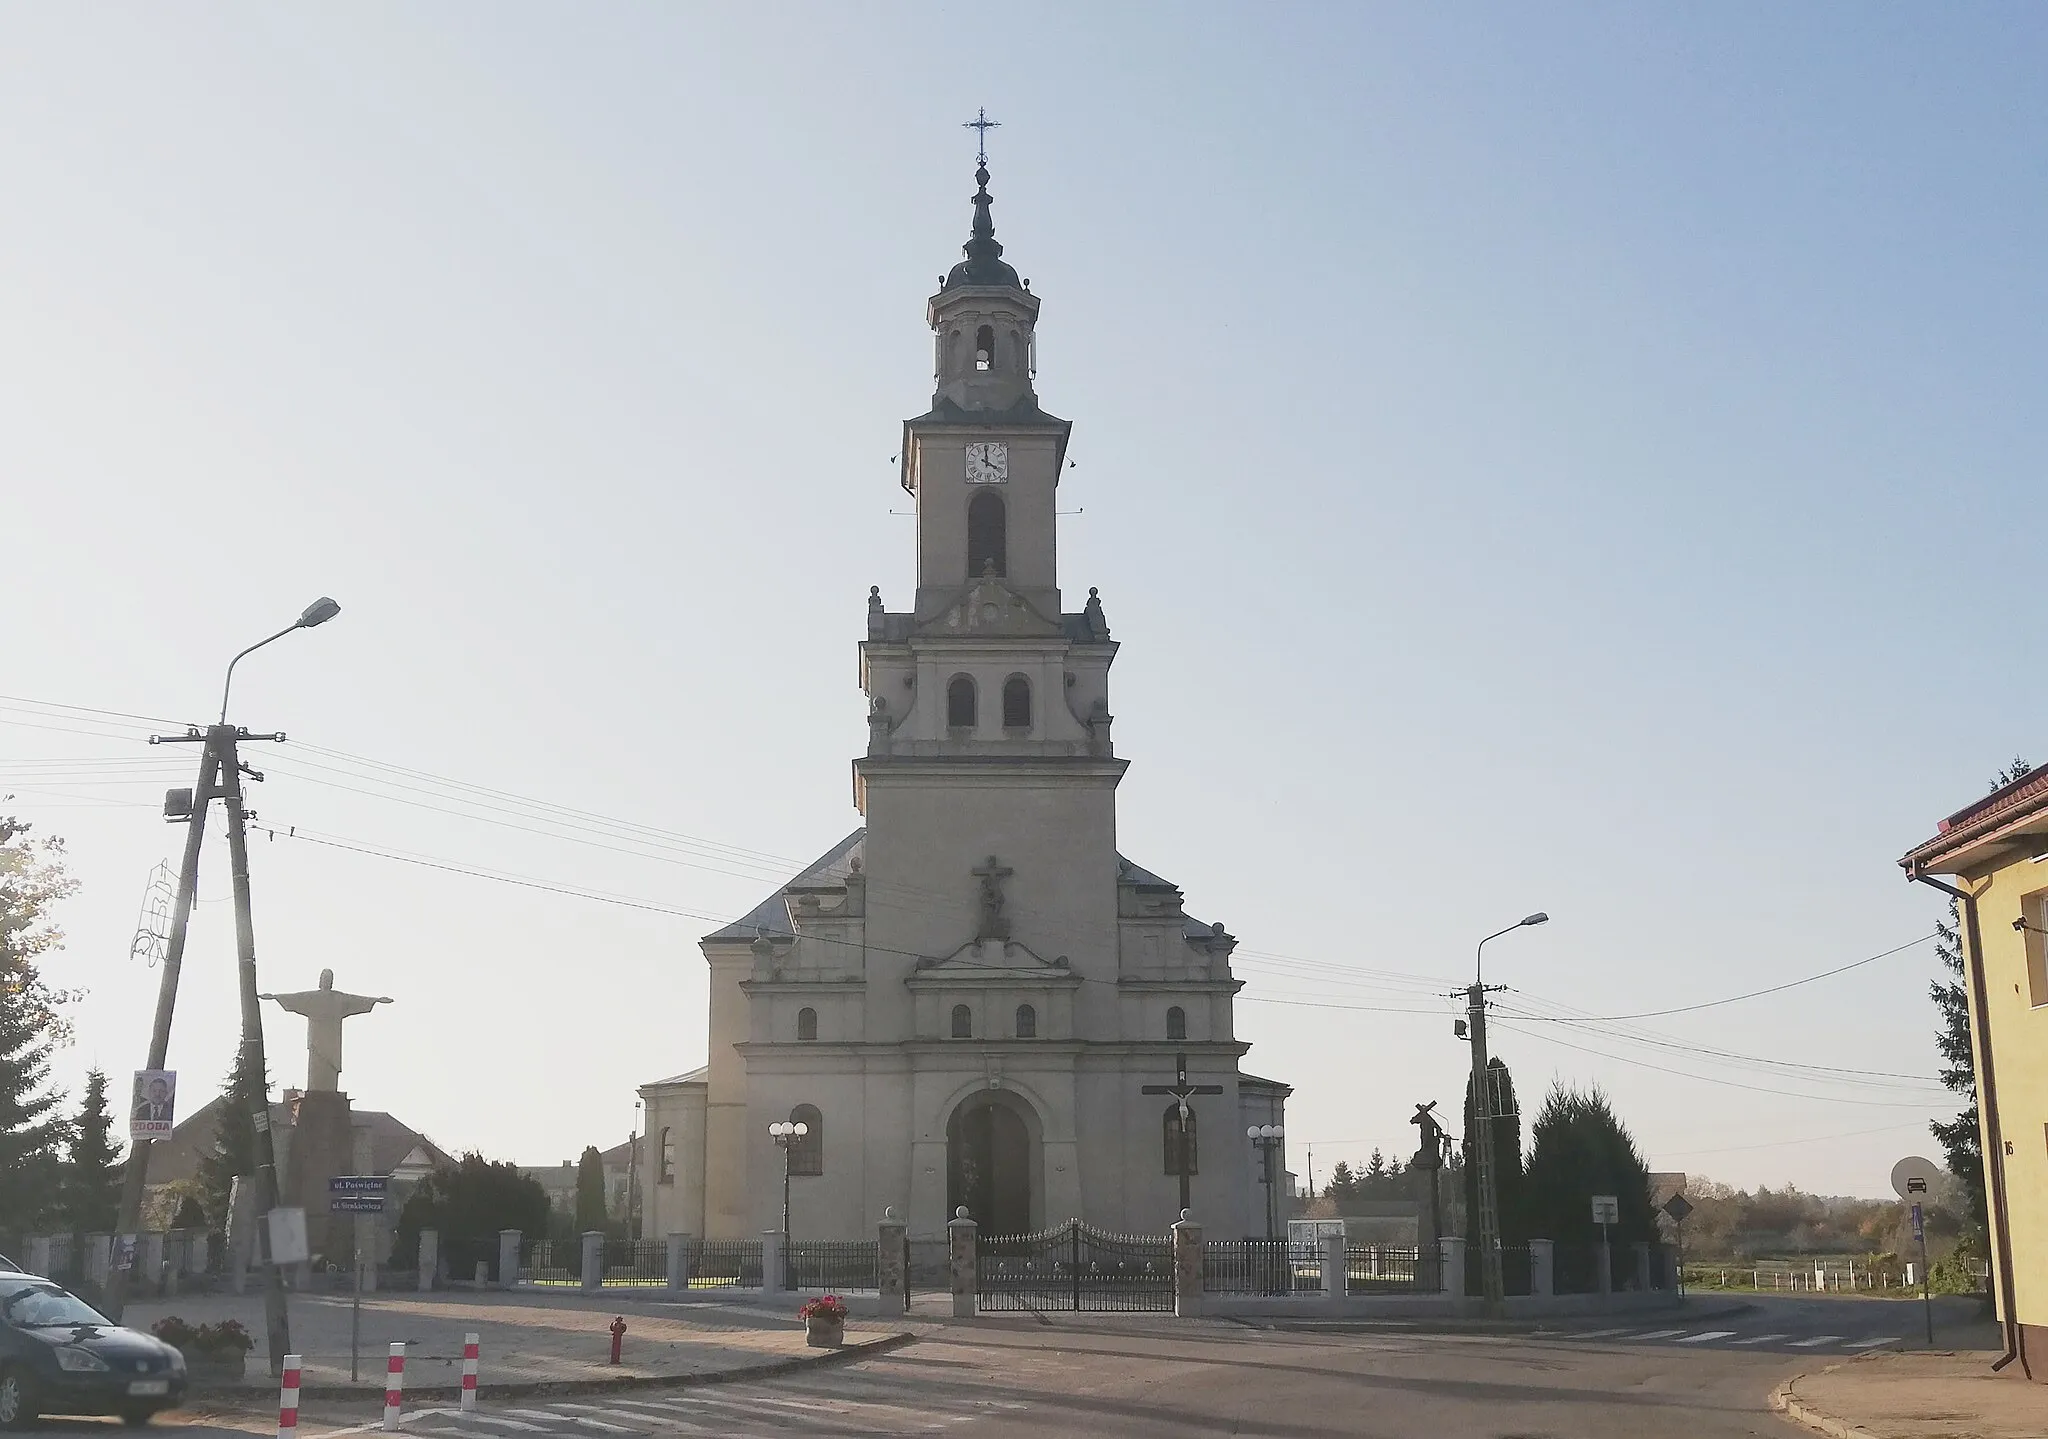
left=768, top=1121, right=809, bottom=1241
left=220, top=596, right=342, bottom=723
left=1467, top=911, right=1548, bottom=1315
left=1246, top=1124, right=1285, bottom=1241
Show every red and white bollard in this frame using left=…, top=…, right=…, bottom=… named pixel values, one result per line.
left=381, top=1341, right=406, bottom=1432
left=277, top=1354, right=302, bottom=1439
left=460, top=1333, right=479, bottom=1413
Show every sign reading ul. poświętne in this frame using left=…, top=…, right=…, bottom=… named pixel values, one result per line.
left=329, top=1175, right=389, bottom=1213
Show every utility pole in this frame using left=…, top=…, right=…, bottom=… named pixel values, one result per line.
left=1465, top=913, right=1548, bottom=1318
left=1466, top=979, right=1505, bottom=1314
left=222, top=732, right=293, bottom=1374
left=102, top=735, right=224, bottom=1321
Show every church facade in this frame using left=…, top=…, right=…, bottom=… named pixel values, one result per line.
left=640, top=158, right=1289, bottom=1244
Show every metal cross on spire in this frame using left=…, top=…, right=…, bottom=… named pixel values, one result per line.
left=963, top=107, right=1001, bottom=166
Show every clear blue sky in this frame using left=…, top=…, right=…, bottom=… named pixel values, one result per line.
left=4, top=3, right=2044, bottom=1200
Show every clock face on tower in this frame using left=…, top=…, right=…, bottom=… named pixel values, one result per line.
left=965, top=441, right=1009, bottom=484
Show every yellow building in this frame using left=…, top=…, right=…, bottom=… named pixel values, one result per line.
left=1901, top=769, right=2048, bottom=1380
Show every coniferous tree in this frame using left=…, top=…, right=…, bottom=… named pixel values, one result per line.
left=1462, top=1056, right=1526, bottom=1243
left=574, top=1146, right=608, bottom=1235
left=1929, top=756, right=2031, bottom=1246
left=1521, top=1084, right=1656, bottom=1257
left=62, top=1068, right=123, bottom=1234
left=1364, top=1149, right=1387, bottom=1184
left=196, top=1043, right=269, bottom=1241
left=1325, top=1160, right=1358, bottom=1201
left=0, top=814, right=77, bottom=1231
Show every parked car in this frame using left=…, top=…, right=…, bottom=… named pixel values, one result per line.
left=0, top=1275, right=186, bottom=1428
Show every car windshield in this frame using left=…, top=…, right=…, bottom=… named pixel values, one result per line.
left=2, top=1283, right=109, bottom=1329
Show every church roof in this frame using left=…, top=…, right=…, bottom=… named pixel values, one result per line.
left=642, top=1065, right=708, bottom=1088
left=943, top=159, right=1023, bottom=291
left=704, top=829, right=866, bottom=941
left=706, top=830, right=1217, bottom=944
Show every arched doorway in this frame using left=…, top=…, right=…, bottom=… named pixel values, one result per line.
left=947, top=1091, right=1038, bottom=1234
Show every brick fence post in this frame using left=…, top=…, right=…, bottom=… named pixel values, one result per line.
left=1529, top=1238, right=1555, bottom=1297
left=1441, top=1236, right=1466, bottom=1305
left=947, top=1208, right=978, bottom=1318
left=878, top=1209, right=908, bottom=1314
left=497, top=1229, right=521, bottom=1290
left=762, top=1232, right=786, bottom=1295
left=417, top=1229, right=438, bottom=1292
left=665, top=1233, right=691, bottom=1295
left=1321, top=1230, right=1345, bottom=1305
left=580, top=1231, right=605, bottom=1293
left=1171, top=1210, right=1203, bottom=1318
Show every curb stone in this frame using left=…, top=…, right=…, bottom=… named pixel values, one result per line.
left=1770, top=1364, right=1880, bottom=1439
left=194, top=1332, right=918, bottom=1407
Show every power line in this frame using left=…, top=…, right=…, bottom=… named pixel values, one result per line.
left=1502, top=935, right=1935, bottom=1022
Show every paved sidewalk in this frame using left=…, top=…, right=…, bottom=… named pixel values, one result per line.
left=1775, top=1350, right=2048, bottom=1439
left=127, top=1289, right=913, bottom=1397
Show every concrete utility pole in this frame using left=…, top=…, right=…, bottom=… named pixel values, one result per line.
left=98, top=599, right=340, bottom=1378
left=1467, top=913, right=1547, bottom=1316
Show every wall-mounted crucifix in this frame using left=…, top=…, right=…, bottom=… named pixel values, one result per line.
left=1141, top=1051, right=1224, bottom=1212
left=973, top=855, right=1013, bottom=941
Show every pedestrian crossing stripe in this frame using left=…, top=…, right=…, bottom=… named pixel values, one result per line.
left=1789, top=1335, right=1846, bottom=1347
left=1675, top=1331, right=1737, bottom=1343
left=1569, top=1327, right=1637, bottom=1339
left=1726, top=1334, right=1788, bottom=1345
left=1844, top=1336, right=1902, bottom=1349
left=1629, top=1329, right=1690, bottom=1341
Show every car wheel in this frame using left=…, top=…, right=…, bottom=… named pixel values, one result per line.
left=0, top=1367, right=40, bottom=1429
left=119, top=1407, right=157, bottom=1427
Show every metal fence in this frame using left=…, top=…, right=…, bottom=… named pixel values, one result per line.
left=1204, top=1238, right=1318, bottom=1296
left=687, top=1238, right=763, bottom=1289
left=1553, top=1241, right=1665, bottom=1295
left=785, top=1240, right=879, bottom=1292
left=1347, top=1245, right=1440, bottom=1294
left=600, top=1239, right=667, bottom=1287
left=521, top=1238, right=574, bottom=1285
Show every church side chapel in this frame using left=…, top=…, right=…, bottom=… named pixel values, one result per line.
left=641, top=136, right=1290, bottom=1244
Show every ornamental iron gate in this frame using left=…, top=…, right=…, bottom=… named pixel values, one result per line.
left=977, top=1220, right=1173, bottom=1312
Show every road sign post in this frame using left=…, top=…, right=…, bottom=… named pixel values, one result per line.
left=329, top=1178, right=389, bottom=1380
left=1891, top=1157, right=1940, bottom=1346
left=1662, top=1193, right=1695, bottom=1299
left=1591, top=1195, right=1619, bottom=1295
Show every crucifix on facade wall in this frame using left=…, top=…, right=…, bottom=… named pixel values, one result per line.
left=1141, top=1051, right=1223, bottom=1212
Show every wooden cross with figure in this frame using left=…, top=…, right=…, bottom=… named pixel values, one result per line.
left=1142, top=1052, right=1224, bottom=1212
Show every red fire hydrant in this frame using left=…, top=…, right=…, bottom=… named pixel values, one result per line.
left=607, top=1316, right=626, bottom=1366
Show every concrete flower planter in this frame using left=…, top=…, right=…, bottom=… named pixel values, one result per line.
left=803, top=1315, right=845, bottom=1349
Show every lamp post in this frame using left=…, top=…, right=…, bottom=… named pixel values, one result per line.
left=103, top=598, right=341, bottom=1370
left=769, top=1120, right=808, bottom=1292
left=1246, top=1125, right=1285, bottom=1241
left=768, top=1122, right=808, bottom=1236
left=1467, top=911, right=1547, bottom=1316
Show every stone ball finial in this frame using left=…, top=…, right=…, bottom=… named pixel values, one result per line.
left=869, top=585, right=881, bottom=599
left=884, top=1205, right=897, bottom=1220
left=956, top=1206, right=970, bottom=1219
left=318, top=968, right=335, bottom=989
left=1089, top=587, right=1099, bottom=598
left=1181, top=1208, right=1191, bottom=1221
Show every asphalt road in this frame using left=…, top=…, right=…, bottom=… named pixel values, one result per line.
left=28, top=1298, right=1997, bottom=1439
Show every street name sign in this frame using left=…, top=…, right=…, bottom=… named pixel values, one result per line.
left=1591, top=1194, right=1619, bottom=1225
left=329, top=1175, right=389, bottom=1213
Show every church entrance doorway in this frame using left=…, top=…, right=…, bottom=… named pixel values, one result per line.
left=946, top=1091, right=1037, bottom=1234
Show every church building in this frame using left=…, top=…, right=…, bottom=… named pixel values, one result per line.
left=640, top=153, right=1289, bottom=1244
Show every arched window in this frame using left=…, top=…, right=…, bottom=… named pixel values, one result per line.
left=1166, top=1005, right=1187, bottom=1041
left=788, top=1104, right=823, bottom=1176
left=1015, top=1003, right=1037, bottom=1039
left=797, top=1007, right=817, bottom=1041
left=1163, top=1103, right=1198, bottom=1176
left=946, top=329, right=963, bottom=373
left=951, top=1004, right=973, bottom=1039
left=1002, top=675, right=1031, bottom=729
left=947, top=674, right=977, bottom=729
left=659, top=1127, right=674, bottom=1181
left=975, top=324, right=995, bottom=371
left=967, top=491, right=1006, bottom=577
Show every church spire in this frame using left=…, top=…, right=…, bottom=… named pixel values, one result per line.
left=945, top=109, right=1021, bottom=291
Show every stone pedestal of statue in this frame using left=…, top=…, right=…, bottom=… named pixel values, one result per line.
left=285, top=1089, right=357, bottom=1265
